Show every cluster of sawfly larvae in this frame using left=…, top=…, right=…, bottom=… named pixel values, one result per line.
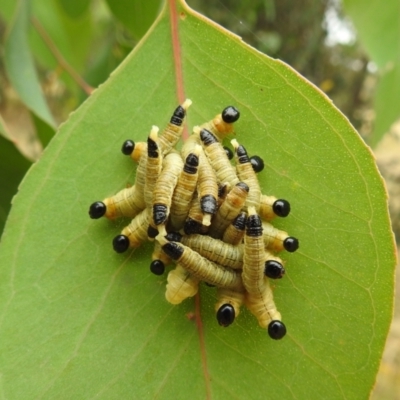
left=89, top=100, right=299, bottom=340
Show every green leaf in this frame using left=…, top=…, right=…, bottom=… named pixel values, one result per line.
left=105, top=0, right=163, bottom=39
left=58, top=0, right=91, bottom=19
left=3, top=0, right=57, bottom=129
left=342, top=0, right=400, bottom=145
left=0, top=117, right=32, bottom=236
left=0, top=1, right=395, bottom=398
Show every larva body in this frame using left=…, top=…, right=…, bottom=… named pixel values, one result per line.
left=159, top=99, right=192, bottom=155
left=144, top=126, right=162, bottom=208
left=215, top=287, right=245, bottom=326
left=183, top=196, right=208, bottom=235
left=197, top=127, right=239, bottom=187
left=119, top=207, right=151, bottom=249
left=181, top=234, right=244, bottom=270
left=92, top=184, right=144, bottom=220
left=232, top=139, right=261, bottom=211
left=244, top=280, right=282, bottom=329
left=152, top=151, right=184, bottom=228
left=196, top=149, right=218, bottom=226
left=199, top=106, right=240, bottom=141
left=262, top=221, right=299, bottom=253
left=242, top=206, right=267, bottom=295
left=160, top=239, right=244, bottom=290
left=259, top=195, right=291, bottom=220
left=222, top=211, right=247, bottom=245
left=169, top=147, right=201, bottom=230
left=165, top=264, right=200, bottom=305
left=210, top=182, right=249, bottom=239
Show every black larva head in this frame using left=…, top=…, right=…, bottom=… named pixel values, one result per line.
left=89, top=201, right=106, bottom=219
left=170, top=105, right=185, bottom=125
left=165, top=231, right=183, bottom=242
left=221, top=106, right=240, bottom=123
left=264, top=260, right=285, bottom=279
left=150, top=260, right=165, bottom=275
left=284, top=237, right=299, bottom=252
left=147, top=225, right=158, bottom=239
left=200, top=195, right=217, bottom=215
left=161, top=242, right=184, bottom=260
left=232, top=212, right=247, bottom=231
left=112, top=235, right=130, bottom=253
left=183, top=218, right=203, bottom=235
left=273, top=199, right=291, bottom=217
left=246, top=214, right=263, bottom=237
left=153, top=204, right=168, bottom=225
left=250, top=155, right=265, bottom=173
left=268, top=320, right=287, bottom=340
left=236, top=181, right=249, bottom=193
left=217, top=304, right=235, bottom=327
left=223, top=146, right=234, bottom=160
left=121, top=140, right=135, bottom=155
left=200, top=129, right=217, bottom=146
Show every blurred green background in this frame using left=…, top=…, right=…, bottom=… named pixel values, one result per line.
left=0, top=1, right=399, bottom=397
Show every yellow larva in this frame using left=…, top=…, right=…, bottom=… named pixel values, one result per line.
left=144, top=126, right=162, bottom=208
left=196, top=148, right=218, bottom=226
left=158, top=99, right=192, bottom=155
left=181, top=234, right=244, bottom=270
left=215, top=287, right=245, bottom=327
left=183, top=195, right=208, bottom=235
left=152, top=151, right=184, bottom=228
left=262, top=221, right=299, bottom=253
left=88, top=184, right=144, bottom=220
left=169, top=145, right=201, bottom=231
left=199, top=106, right=240, bottom=141
left=231, top=139, right=261, bottom=211
left=222, top=211, right=247, bottom=246
left=244, top=280, right=284, bottom=333
left=195, top=126, right=239, bottom=187
left=112, top=207, right=151, bottom=253
left=209, top=182, right=249, bottom=239
left=259, top=195, right=291, bottom=221
left=165, top=264, right=200, bottom=305
left=158, top=236, right=244, bottom=290
left=242, top=206, right=267, bottom=295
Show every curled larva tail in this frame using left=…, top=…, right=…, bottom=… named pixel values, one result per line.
left=165, top=264, right=200, bottom=304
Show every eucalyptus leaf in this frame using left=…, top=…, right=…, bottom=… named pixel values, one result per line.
left=0, top=1, right=395, bottom=398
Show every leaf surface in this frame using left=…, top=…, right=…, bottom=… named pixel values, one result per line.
left=0, top=1, right=395, bottom=399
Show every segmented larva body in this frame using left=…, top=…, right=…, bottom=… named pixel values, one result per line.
left=183, top=195, right=208, bottom=235
left=151, top=241, right=172, bottom=268
left=121, top=140, right=147, bottom=163
left=259, top=195, right=291, bottom=221
left=262, top=221, right=299, bottom=253
left=242, top=206, right=267, bottom=295
left=210, top=182, right=249, bottom=239
left=181, top=234, right=243, bottom=270
left=231, top=139, right=261, bottom=211
left=215, top=287, right=245, bottom=326
left=222, top=211, right=247, bottom=245
left=169, top=146, right=201, bottom=231
left=244, top=280, right=282, bottom=329
left=88, top=184, right=144, bottom=220
left=132, top=142, right=148, bottom=210
left=196, top=149, right=218, bottom=226
left=197, top=127, right=239, bottom=187
left=199, top=106, right=240, bottom=141
left=119, top=207, right=151, bottom=249
left=159, top=238, right=244, bottom=290
left=152, top=151, right=184, bottom=229
left=144, top=126, right=162, bottom=208
left=165, top=264, right=200, bottom=305
left=158, top=99, right=192, bottom=155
